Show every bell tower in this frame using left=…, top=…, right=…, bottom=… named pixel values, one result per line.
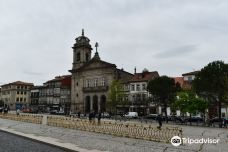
left=72, top=29, right=92, bottom=70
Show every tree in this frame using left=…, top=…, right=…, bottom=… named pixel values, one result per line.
left=107, top=80, right=126, bottom=114
left=193, top=61, right=228, bottom=127
left=147, top=76, right=180, bottom=120
left=173, top=91, right=208, bottom=125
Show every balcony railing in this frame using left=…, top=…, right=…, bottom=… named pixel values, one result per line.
left=83, top=86, right=109, bottom=92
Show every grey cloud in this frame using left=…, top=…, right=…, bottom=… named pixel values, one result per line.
left=154, top=45, right=198, bottom=58
left=23, top=70, right=44, bottom=76
left=0, top=0, right=228, bottom=85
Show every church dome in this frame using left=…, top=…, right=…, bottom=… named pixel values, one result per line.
left=72, top=29, right=92, bottom=50
left=142, top=68, right=149, bottom=73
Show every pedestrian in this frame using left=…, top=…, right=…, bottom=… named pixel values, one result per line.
left=157, top=114, right=163, bottom=130
left=92, top=111, right=96, bottom=125
left=97, top=112, right=101, bottom=125
left=78, top=111, right=81, bottom=118
left=3, top=106, right=8, bottom=115
left=89, top=112, right=92, bottom=123
left=16, top=109, right=20, bottom=116
left=223, top=119, right=227, bottom=128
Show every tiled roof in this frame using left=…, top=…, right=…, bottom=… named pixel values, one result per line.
left=69, top=56, right=117, bottom=73
left=45, top=75, right=71, bottom=83
left=182, top=71, right=200, bottom=76
left=1, top=81, right=34, bottom=87
left=129, top=71, right=159, bottom=82
left=173, top=77, right=184, bottom=87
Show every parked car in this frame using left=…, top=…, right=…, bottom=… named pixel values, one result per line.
left=50, top=109, right=58, bottom=115
left=70, top=112, right=78, bottom=117
left=102, top=112, right=111, bottom=118
left=22, top=108, right=31, bottom=113
left=143, top=114, right=158, bottom=120
left=184, top=116, right=203, bottom=123
left=57, top=110, right=65, bottom=115
left=172, top=116, right=186, bottom=123
left=0, top=107, right=3, bottom=113
left=210, top=117, right=228, bottom=126
left=124, top=112, right=138, bottom=119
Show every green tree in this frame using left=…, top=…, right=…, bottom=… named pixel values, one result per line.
left=173, top=91, right=208, bottom=125
left=193, top=61, right=228, bottom=127
left=107, top=80, right=126, bottom=114
left=147, top=76, right=180, bottom=120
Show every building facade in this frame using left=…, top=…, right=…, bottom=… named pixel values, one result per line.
left=30, top=86, right=43, bottom=112
left=0, top=87, right=3, bottom=107
left=126, top=69, right=159, bottom=115
left=70, top=30, right=132, bottom=114
left=182, top=71, right=199, bottom=90
left=38, top=75, right=71, bottom=114
left=0, top=81, right=34, bottom=110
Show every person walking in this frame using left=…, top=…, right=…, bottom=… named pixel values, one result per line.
left=92, top=111, right=96, bottom=125
left=16, top=109, right=20, bottom=116
left=97, top=112, right=101, bottom=125
left=157, top=114, right=163, bottom=130
left=78, top=111, right=81, bottom=118
left=89, top=112, right=92, bottom=123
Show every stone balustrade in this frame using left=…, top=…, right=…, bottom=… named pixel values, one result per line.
left=0, top=113, right=42, bottom=124
left=0, top=113, right=182, bottom=142
left=47, top=116, right=182, bottom=143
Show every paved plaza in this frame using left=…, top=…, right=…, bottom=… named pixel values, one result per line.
left=0, top=130, right=67, bottom=152
left=0, top=118, right=227, bottom=152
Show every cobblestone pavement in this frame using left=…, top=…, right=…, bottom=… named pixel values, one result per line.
left=0, top=130, right=67, bottom=152
left=0, top=118, right=227, bottom=152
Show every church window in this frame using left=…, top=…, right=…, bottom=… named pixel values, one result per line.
left=101, top=78, right=105, bottom=86
left=142, top=84, right=146, bottom=90
left=94, top=78, right=98, bottom=87
left=77, top=52, right=80, bottom=61
left=86, top=53, right=89, bottom=62
left=86, top=80, right=90, bottom=87
left=88, top=79, right=93, bottom=87
left=136, top=84, right=140, bottom=91
left=131, top=84, right=135, bottom=91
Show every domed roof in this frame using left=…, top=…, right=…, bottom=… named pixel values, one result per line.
left=142, top=68, right=149, bottom=73
left=72, top=29, right=92, bottom=50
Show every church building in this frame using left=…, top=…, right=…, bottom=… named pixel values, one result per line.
left=69, top=30, right=132, bottom=114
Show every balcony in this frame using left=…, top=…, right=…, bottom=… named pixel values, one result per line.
left=83, top=86, right=109, bottom=92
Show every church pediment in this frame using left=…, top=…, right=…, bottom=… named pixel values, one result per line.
left=77, top=59, right=116, bottom=71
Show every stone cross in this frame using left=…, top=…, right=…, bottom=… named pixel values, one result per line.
left=82, top=29, right=84, bottom=36
left=95, top=42, right=99, bottom=52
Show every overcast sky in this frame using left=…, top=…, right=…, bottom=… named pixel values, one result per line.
left=0, top=0, right=228, bottom=85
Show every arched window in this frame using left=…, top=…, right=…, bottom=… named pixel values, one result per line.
left=86, top=53, right=89, bottom=62
left=77, top=52, right=80, bottom=61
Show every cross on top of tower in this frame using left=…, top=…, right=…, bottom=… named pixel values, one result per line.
left=82, top=29, right=84, bottom=36
left=95, top=42, right=99, bottom=52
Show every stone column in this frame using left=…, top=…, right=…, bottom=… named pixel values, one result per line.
left=90, top=95, right=93, bottom=112
left=98, top=95, right=101, bottom=112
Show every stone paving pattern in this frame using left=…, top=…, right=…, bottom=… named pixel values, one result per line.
left=0, top=118, right=228, bottom=152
